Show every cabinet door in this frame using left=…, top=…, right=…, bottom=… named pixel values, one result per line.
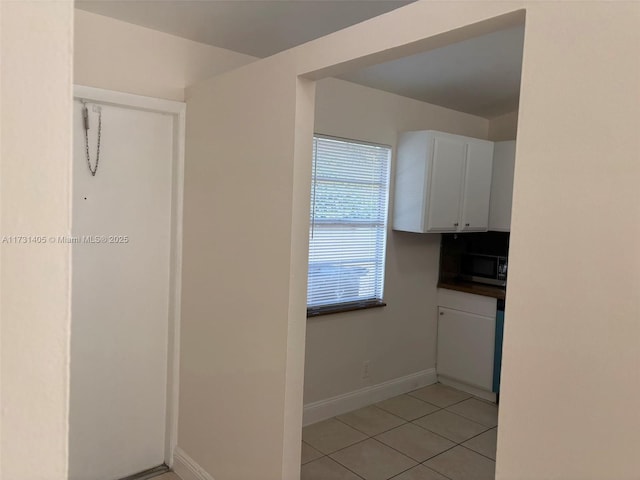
left=392, top=132, right=431, bottom=232
left=488, top=140, right=516, bottom=231
left=437, top=306, right=495, bottom=391
left=425, top=136, right=466, bottom=232
left=460, top=140, right=493, bottom=232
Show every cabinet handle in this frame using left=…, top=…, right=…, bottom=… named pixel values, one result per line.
left=453, top=222, right=459, bottom=227
left=440, top=311, right=444, bottom=315
left=465, top=223, right=470, bottom=227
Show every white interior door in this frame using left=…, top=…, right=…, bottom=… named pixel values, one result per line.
left=69, top=98, right=174, bottom=480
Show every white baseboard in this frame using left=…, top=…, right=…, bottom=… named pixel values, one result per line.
left=173, top=447, right=215, bottom=480
left=303, top=368, right=437, bottom=426
left=437, top=376, right=496, bottom=403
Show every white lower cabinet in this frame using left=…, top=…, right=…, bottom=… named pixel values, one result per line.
left=436, top=289, right=496, bottom=392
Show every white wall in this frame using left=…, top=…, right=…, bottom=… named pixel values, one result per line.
left=497, top=4, right=639, bottom=478
left=305, top=78, right=488, bottom=405
left=488, top=110, right=518, bottom=141
left=180, top=2, right=639, bottom=479
left=74, top=10, right=255, bottom=101
left=0, top=2, right=73, bottom=478
left=179, top=55, right=312, bottom=480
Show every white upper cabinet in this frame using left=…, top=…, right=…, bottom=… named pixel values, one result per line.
left=488, top=140, right=516, bottom=232
left=393, top=130, right=494, bottom=233
left=460, top=140, right=494, bottom=232
left=425, top=136, right=466, bottom=231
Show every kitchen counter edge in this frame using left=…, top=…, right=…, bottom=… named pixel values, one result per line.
left=437, top=281, right=506, bottom=300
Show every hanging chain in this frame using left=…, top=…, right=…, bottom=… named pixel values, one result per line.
left=83, top=104, right=102, bottom=176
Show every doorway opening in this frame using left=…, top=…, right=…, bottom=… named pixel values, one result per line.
left=300, top=13, right=524, bottom=479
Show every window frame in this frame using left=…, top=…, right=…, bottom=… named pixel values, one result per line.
left=306, top=133, right=392, bottom=317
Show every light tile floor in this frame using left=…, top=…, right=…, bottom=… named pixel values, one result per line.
left=155, top=473, right=181, bottom=480
left=302, top=384, right=497, bottom=480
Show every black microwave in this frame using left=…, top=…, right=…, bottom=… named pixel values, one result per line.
left=460, top=253, right=508, bottom=287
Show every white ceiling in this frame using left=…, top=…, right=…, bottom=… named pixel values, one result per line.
left=75, top=1, right=523, bottom=118
left=340, top=26, right=524, bottom=118
left=75, top=0, right=412, bottom=58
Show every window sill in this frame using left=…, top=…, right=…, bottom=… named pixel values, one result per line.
left=307, top=299, right=387, bottom=318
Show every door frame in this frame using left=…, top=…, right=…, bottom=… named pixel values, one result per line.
left=72, top=85, right=186, bottom=468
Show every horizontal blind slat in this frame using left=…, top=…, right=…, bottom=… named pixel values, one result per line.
left=308, top=135, right=391, bottom=308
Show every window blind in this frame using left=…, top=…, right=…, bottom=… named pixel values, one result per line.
left=307, top=135, right=391, bottom=311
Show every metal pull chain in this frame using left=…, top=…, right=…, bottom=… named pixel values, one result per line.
left=83, top=102, right=102, bottom=176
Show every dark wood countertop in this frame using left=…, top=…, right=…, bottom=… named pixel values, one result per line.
left=437, top=280, right=506, bottom=300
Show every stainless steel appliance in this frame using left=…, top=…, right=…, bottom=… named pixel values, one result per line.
left=460, top=253, right=507, bottom=286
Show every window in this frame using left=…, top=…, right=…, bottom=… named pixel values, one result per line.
left=307, top=135, right=391, bottom=316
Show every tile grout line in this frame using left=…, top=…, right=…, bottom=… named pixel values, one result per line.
left=442, top=406, right=498, bottom=428
left=303, top=417, right=374, bottom=457
left=384, top=463, right=428, bottom=480
left=329, top=404, right=477, bottom=467
left=406, top=387, right=473, bottom=407
left=378, top=394, right=443, bottom=413
left=393, top=461, right=457, bottom=480
left=378, top=399, right=497, bottom=476
left=307, top=417, right=493, bottom=470
left=419, top=442, right=460, bottom=468
left=416, top=400, right=493, bottom=422
left=458, top=425, right=497, bottom=444
left=326, top=436, right=420, bottom=479
left=374, top=424, right=460, bottom=462
left=303, top=386, right=497, bottom=479
left=332, top=407, right=408, bottom=438
left=421, top=464, right=456, bottom=480
left=400, top=386, right=499, bottom=467
left=325, top=436, right=372, bottom=456
left=327, top=433, right=461, bottom=479
left=361, top=437, right=420, bottom=466
left=409, top=413, right=491, bottom=443
left=305, top=423, right=494, bottom=473
left=329, top=455, right=368, bottom=480
left=417, top=429, right=497, bottom=478
left=457, top=442, right=497, bottom=463
left=418, top=443, right=495, bottom=480
left=304, top=453, right=368, bottom=480
left=332, top=447, right=414, bottom=480
left=411, top=415, right=496, bottom=465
